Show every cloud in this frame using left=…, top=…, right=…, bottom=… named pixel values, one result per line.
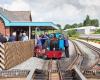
left=0, top=0, right=100, bottom=27
left=3, top=0, right=30, bottom=11
left=79, top=0, right=100, bottom=7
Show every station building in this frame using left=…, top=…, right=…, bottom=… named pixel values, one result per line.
left=0, top=7, right=58, bottom=39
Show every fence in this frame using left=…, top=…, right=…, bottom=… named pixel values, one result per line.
left=0, top=40, right=34, bottom=70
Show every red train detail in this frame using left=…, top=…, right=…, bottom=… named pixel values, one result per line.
left=46, top=51, right=62, bottom=59
left=34, top=46, right=62, bottom=59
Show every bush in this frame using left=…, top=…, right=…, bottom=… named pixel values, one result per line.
left=67, top=29, right=79, bottom=38
left=94, top=29, right=100, bottom=34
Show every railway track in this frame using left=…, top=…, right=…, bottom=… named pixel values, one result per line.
left=48, top=41, right=84, bottom=80
left=67, top=41, right=83, bottom=70
left=76, top=40, right=100, bottom=69
left=74, top=40, right=100, bottom=79
left=48, top=60, right=76, bottom=80
left=33, top=41, right=86, bottom=80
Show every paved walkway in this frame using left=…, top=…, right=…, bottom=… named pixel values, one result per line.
left=69, top=40, right=76, bottom=56
left=10, top=57, right=45, bottom=70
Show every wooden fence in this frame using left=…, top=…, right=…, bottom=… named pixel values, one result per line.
left=0, top=40, right=34, bottom=70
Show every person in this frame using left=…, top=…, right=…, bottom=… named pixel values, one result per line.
left=31, top=34, right=35, bottom=39
left=35, top=35, right=42, bottom=57
left=44, top=32, right=49, bottom=37
left=58, top=34, right=65, bottom=50
left=36, top=35, right=42, bottom=47
left=50, top=33, right=58, bottom=50
left=8, top=32, right=16, bottom=42
left=41, top=33, right=49, bottom=48
left=5, top=34, right=10, bottom=41
left=21, top=33, right=28, bottom=41
left=0, top=33, right=7, bottom=43
left=64, top=36, right=69, bottom=57
left=18, top=33, right=23, bottom=41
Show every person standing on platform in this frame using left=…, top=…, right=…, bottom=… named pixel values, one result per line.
left=64, top=36, right=69, bottom=57
left=8, top=32, right=16, bottom=42
left=21, top=33, right=28, bottom=41
left=5, top=34, right=10, bottom=41
left=50, top=34, right=58, bottom=50
left=0, top=33, right=7, bottom=43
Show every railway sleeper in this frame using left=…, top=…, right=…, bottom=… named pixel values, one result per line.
left=62, top=77, right=73, bottom=80
left=33, top=69, right=48, bottom=80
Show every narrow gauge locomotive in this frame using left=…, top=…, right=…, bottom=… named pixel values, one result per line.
left=34, top=33, right=65, bottom=59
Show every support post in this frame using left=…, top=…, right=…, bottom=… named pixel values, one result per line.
left=29, top=26, right=31, bottom=40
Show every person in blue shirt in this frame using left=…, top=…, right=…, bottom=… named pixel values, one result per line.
left=8, top=32, right=16, bottom=42
left=64, top=36, right=69, bottom=57
left=36, top=35, right=42, bottom=47
left=41, top=33, right=49, bottom=48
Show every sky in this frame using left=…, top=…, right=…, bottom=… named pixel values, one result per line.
left=0, top=0, right=100, bottom=27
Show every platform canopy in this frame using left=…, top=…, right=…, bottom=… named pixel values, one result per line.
left=7, top=22, right=58, bottom=30
left=0, top=13, right=58, bottom=30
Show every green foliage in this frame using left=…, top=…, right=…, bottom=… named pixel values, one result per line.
left=78, top=23, right=83, bottom=27
left=64, top=22, right=84, bottom=30
left=83, top=15, right=91, bottom=26
left=56, top=24, right=63, bottom=33
left=83, top=15, right=99, bottom=27
left=67, top=29, right=79, bottom=37
left=57, top=24, right=61, bottom=29
left=64, top=24, right=70, bottom=30
left=91, top=19, right=99, bottom=27
left=94, top=29, right=100, bottom=34
left=64, top=15, right=99, bottom=30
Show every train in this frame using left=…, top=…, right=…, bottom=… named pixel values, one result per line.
left=34, top=33, right=66, bottom=59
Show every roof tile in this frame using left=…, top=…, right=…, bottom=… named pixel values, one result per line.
left=0, top=7, right=31, bottom=22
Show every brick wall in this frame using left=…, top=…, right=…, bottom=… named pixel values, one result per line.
left=0, top=20, right=10, bottom=36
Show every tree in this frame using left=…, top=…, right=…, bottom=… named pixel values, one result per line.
left=83, top=15, right=99, bottom=27
left=72, top=23, right=78, bottom=28
left=77, top=23, right=83, bottom=27
left=57, top=24, right=61, bottom=29
left=64, top=15, right=99, bottom=30
left=56, top=24, right=63, bottom=33
left=83, top=15, right=91, bottom=26
left=64, top=24, right=71, bottom=30
left=91, top=19, right=99, bottom=27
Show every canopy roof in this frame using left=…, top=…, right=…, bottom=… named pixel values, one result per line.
left=0, top=7, right=58, bottom=30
